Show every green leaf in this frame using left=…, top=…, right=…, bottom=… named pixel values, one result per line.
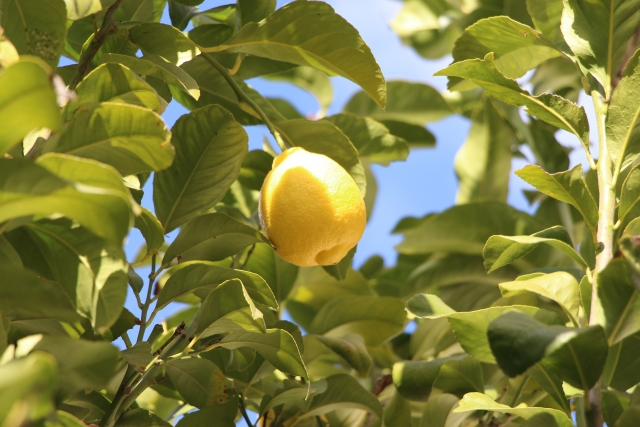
left=63, top=0, right=116, bottom=20
left=0, top=235, right=22, bottom=268
left=603, top=332, right=640, bottom=391
left=113, top=409, right=172, bottom=427
left=396, top=201, right=541, bottom=255
left=129, top=23, right=197, bottom=66
left=446, top=305, right=559, bottom=364
left=322, top=246, right=356, bottom=281
left=258, top=381, right=308, bottom=416
left=561, top=0, right=640, bottom=95
left=1, top=0, right=66, bottom=67
left=274, top=118, right=367, bottom=196
left=24, top=218, right=128, bottom=333
left=196, top=279, right=265, bottom=336
left=112, top=0, right=166, bottom=22
left=499, top=272, right=581, bottom=326
left=595, top=258, right=640, bottom=344
left=33, top=335, right=121, bottom=393
left=133, top=207, right=164, bottom=264
left=169, top=1, right=199, bottom=31
left=63, top=63, right=167, bottom=119
left=526, top=364, right=571, bottom=414
left=219, top=329, right=307, bottom=379
left=309, top=295, right=406, bottom=346
left=405, top=294, right=455, bottom=319
left=483, top=225, right=587, bottom=273
left=453, top=393, right=574, bottom=427
left=526, top=0, right=564, bottom=43
left=174, top=398, right=238, bottom=427
left=0, top=156, right=132, bottom=246
left=302, top=374, right=382, bottom=419
left=488, top=311, right=608, bottom=389
left=121, top=343, right=153, bottom=369
left=435, top=53, right=591, bottom=156
left=0, top=59, right=61, bottom=155
left=99, top=53, right=200, bottom=100
left=315, top=334, right=372, bottom=377
left=265, top=66, right=333, bottom=114
left=45, top=103, right=174, bottom=176
left=243, top=243, right=298, bottom=303
left=158, top=261, right=277, bottom=310
left=392, top=358, right=446, bottom=401
left=0, top=352, right=57, bottom=423
left=607, top=48, right=640, bottom=171
left=451, top=16, right=561, bottom=79
left=165, top=358, right=229, bottom=408
left=378, top=120, right=435, bottom=148
left=162, top=213, right=267, bottom=267
left=154, top=105, right=248, bottom=232
left=238, top=149, right=273, bottom=191
left=323, top=114, right=409, bottom=165
left=454, top=97, right=513, bottom=204
left=176, top=56, right=283, bottom=125
left=620, top=162, right=640, bottom=225
left=515, top=165, right=598, bottom=237
left=343, top=80, right=451, bottom=125
left=237, top=0, right=275, bottom=26
left=420, top=394, right=460, bottom=427
left=382, top=391, right=411, bottom=427
left=208, top=1, right=386, bottom=107
left=433, top=356, right=484, bottom=398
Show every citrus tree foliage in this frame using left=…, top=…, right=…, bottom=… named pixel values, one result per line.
left=1, top=0, right=640, bottom=427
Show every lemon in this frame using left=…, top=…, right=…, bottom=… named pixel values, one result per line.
left=258, top=147, right=366, bottom=267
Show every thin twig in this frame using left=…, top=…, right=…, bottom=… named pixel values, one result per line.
left=70, top=0, right=124, bottom=90
left=136, top=254, right=157, bottom=343
left=121, top=333, right=133, bottom=349
left=201, top=53, right=289, bottom=152
left=239, top=244, right=256, bottom=270
left=239, top=398, right=254, bottom=427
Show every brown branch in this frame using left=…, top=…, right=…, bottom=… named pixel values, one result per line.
left=69, top=0, right=124, bottom=90
left=372, top=374, right=392, bottom=396
left=611, top=18, right=640, bottom=98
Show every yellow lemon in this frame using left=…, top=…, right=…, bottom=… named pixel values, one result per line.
left=259, top=147, right=366, bottom=267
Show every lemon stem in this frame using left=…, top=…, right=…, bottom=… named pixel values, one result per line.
left=202, top=53, right=289, bottom=152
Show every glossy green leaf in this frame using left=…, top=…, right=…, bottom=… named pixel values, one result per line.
left=133, top=207, right=164, bottom=264
left=0, top=60, right=60, bottom=155
left=322, top=246, right=356, bottom=281
left=113, top=409, right=172, bottom=427
left=45, top=103, right=173, bottom=176
left=603, top=332, right=640, bottom=391
left=309, top=295, right=405, bottom=346
left=620, top=163, right=640, bottom=225
left=343, top=80, right=451, bottom=125
left=121, top=343, right=153, bottom=369
left=499, top=272, right=581, bottom=326
left=515, top=165, right=598, bottom=237
left=197, top=279, right=265, bottom=336
left=435, top=53, right=591, bottom=156
left=433, top=356, right=484, bottom=398
left=99, top=53, right=200, bottom=100
left=526, top=364, right=571, bottom=414
left=176, top=56, right=284, bottom=125
left=169, top=1, right=199, bottom=31
left=162, top=213, right=267, bottom=267
left=207, top=1, right=386, bottom=108
left=392, top=358, right=446, bottom=401
left=237, top=0, right=275, bottom=25
left=112, top=0, right=166, bottom=22
left=0, top=236, right=22, bottom=268
left=238, top=149, right=273, bottom=191
left=157, top=261, right=277, bottom=310
left=382, top=391, right=412, bottom=427
left=488, top=311, right=608, bottom=389
left=243, top=243, right=298, bottom=303
left=258, top=380, right=307, bottom=416
left=165, top=358, right=229, bottom=408
left=526, top=0, right=564, bottom=43
left=315, top=334, right=372, bottom=377
left=561, top=0, right=640, bottom=95
left=274, top=118, right=367, bottom=196
left=24, top=218, right=128, bottom=333
left=0, top=352, right=57, bottom=423
left=378, top=120, right=435, bottom=148
left=33, top=335, right=121, bottom=393
left=405, top=294, right=455, bottom=319
left=1, top=0, right=66, bottom=67
left=129, top=23, right=197, bottom=65
left=451, top=16, right=561, bottom=79
left=154, top=105, right=248, bottom=232
left=483, top=225, right=587, bottom=273
left=595, top=258, right=640, bottom=344
left=453, top=393, right=574, bottom=427
left=219, top=329, right=307, bottom=379
left=607, top=49, right=640, bottom=171
left=63, top=0, right=116, bottom=20
left=455, top=97, right=513, bottom=204
left=265, top=66, right=333, bottom=114
left=1, top=155, right=132, bottom=246
left=420, top=394, right=460, bottom=427
left=63, top=63, right=166, bottom=119
left=302, top=374, right=382, bottom=419
left=397, top=201, right=541, bottom=255
left=174, top=398, right=238, bottom=427
left=323, top=114, right=409, bottom=165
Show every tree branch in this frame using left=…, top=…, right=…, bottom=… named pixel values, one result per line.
left=70, top=0, right=124, bottom=90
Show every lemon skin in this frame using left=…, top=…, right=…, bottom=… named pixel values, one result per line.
left=258, top=147, right=366, bottom=267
